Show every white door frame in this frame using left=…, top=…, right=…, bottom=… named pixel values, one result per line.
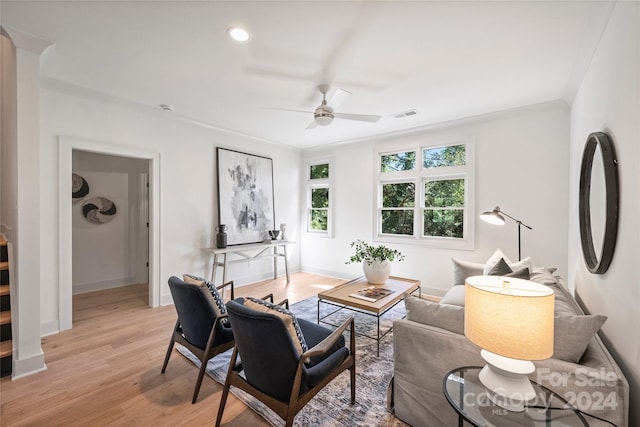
left=58, top=136, right=161, bottom=331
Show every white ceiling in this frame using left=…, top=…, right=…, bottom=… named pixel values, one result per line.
left=1, top=1, right=613, bottom=149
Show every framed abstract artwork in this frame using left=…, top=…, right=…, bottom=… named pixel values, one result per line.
left=216, top=147, right=275, bottom=245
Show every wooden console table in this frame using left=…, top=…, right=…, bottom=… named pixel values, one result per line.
left=204, top=241, right=294, bottom=285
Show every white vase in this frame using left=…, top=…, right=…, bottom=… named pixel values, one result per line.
left=363, top=260, right=391, bottom=284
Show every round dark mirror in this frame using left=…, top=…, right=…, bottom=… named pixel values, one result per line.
left=578, top=132, right=619, bottom=274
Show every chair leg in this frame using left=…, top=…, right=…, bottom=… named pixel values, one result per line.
left=284, top=410, right=296, bottom=427
left=215, top=348, right=239, bottom=427
left=192, top=358, right=208, bottom=404
left=350, top=365, right=356, bottom=405
left=215, top=380, right=231, bottom=427
left=161, top=320, right=180, bottom=374
left=193, top=328, right=219, bottom=404
left=161, top=338, right=175, bottom=374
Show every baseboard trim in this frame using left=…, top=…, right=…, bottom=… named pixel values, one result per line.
left=300, top=265, right=350, bottom=280
left=41, top=320, right=60, bottom=337
left=13, top=350, right=47, bottom=379
left=73, top=277, right=136, bottom=295
left=420, top=286, right=447, bottom=297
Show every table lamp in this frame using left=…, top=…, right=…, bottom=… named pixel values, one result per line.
left=464, top=276, right=554, bottom=412
left=480, top=206, right=532, bottom=261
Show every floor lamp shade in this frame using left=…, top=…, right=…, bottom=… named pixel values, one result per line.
left=465, top=276, right=554, bottom=411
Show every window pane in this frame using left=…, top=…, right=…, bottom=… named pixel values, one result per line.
left=424, top=179, right=464, bottom=207
left=310, top=163, right=329, bottom=179
left=311, top=188, right=329, bottom=208
left=310, top=209, right=328, bottom=231
left=382, top=210, right=414, bottom=235
left=423, top=145, right=465, bottom=169
left=424, top=209, right=464, bottom=238
left=383, top=182, right=415, bottom=207
left=381, top=151, right=416, bottom=172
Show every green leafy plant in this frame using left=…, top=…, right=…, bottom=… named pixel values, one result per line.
left=346, top=240, right=405, bottom=265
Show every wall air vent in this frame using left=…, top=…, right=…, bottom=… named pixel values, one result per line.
left=392, top=109, right=418, bottom=119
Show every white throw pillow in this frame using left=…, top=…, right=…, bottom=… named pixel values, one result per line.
left=482, top=248, right=532, bottom=275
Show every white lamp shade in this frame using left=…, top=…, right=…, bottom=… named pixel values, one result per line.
left=464, top=276, right=554, bottom=361
left=480, top=208, right=506, bottom=225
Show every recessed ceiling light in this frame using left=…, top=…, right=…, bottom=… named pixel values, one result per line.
left=227, top=27, right=250, bottom=42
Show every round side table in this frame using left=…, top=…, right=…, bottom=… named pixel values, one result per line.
left=443, top=366, right=589, bottom=427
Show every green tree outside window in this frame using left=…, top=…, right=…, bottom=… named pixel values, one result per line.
left=423, top=178, right=464, bottom=238
left=423, top=145, right=465, bottom=169
left=310, top=187, right=329, bottom=231
left=381, top=151, right=416, bottom=172
left=310, top=163, right=329, bottom=179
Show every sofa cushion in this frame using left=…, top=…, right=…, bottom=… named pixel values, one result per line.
left=553, top=314, right=607, bottom=363
left=487, top=257, right=531, bottom=280
left=405, top=294, right=464, bottom=334
left=451, top=258, right=484, bottom=287
left=529, top=266, right=559, bottom=285
left=439, top=285, right=466, bottom=307
left=482, top=248, right=533, bottom=275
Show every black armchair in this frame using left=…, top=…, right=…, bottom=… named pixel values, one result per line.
left=215, top=297, right=356, bottom=427
left=161, top=276, right=235, bottom=403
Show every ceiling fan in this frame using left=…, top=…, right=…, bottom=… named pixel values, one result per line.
left=274, top=84, right=381, bottom=129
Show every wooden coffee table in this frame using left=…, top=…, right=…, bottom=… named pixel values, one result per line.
left=317, top=276, right=421, bottom=356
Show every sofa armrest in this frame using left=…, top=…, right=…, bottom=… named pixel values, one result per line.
left=534, top=356, right=629, bottom=427
left=392, top=319, right=484, bottom=427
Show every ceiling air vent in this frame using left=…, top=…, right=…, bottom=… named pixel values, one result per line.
left=392, top=109, right=417, bottom=119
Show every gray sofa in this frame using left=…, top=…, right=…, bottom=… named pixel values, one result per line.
left=389, top=266, right=629, bottom=427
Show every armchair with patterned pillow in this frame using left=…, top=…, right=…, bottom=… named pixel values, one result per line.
left=161, top=274, right=275, bottom=403
left=215, top=297, right=356, bottom=427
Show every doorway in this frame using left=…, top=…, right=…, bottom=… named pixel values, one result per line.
left=71, top=150, right=149, bottom=297
left=58, top=136, right=160, bottom=332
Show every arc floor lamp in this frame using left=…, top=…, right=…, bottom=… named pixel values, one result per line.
left=480, top=206, right=532, bottom=261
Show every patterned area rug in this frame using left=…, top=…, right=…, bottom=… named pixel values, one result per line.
left=178, top=294, right=410, bottom=427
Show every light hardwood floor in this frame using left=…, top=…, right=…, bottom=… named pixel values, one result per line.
left=0, top=272, right=348, bottom=426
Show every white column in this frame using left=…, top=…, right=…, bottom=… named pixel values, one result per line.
left=3, top=26, right=53, bottom=378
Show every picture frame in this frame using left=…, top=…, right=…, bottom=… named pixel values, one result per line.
left=216, top=147, right=275, bottom=245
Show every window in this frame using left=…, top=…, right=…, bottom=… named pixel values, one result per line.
left=381, top=181, right=415, bottom=235
left=423, top=177, right=465, bottom=238
left=376, top=141, right=473, bottom=249
left=307, top=161, right=331, bottom=235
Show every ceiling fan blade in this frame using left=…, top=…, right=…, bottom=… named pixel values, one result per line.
left=333, top=112, right=381, bottom=123
left=327, top=88, right=351, bottom=109
left=306, top=120, right=319, bottom=130
left=266, top=107, right=314, bottom=114
left=245, top=65, right=316, bottom=83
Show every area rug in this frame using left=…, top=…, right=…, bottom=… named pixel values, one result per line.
left=177, top=295, right=410, bottom=427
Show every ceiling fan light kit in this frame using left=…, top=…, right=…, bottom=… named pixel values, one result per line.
left=314, top=110, right=334, bottom=126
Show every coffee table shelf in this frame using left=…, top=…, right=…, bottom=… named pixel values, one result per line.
left=317, top=276, right=420, bottom=356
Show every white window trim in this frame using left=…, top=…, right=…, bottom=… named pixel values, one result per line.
left=305, top=158, right=333, bottom=238
left=373, top=137, right=475, bottom=250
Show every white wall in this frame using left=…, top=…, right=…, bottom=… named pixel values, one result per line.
left=568, top=2, right=640, bottom=425
left=301, top=102, right=570, bottom=293
left=72, top=171, right=130, bottom=292
left=39, top=88, right=302, bottom=335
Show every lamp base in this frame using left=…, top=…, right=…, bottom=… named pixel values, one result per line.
left=478, top=350, right=536, bottom=412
